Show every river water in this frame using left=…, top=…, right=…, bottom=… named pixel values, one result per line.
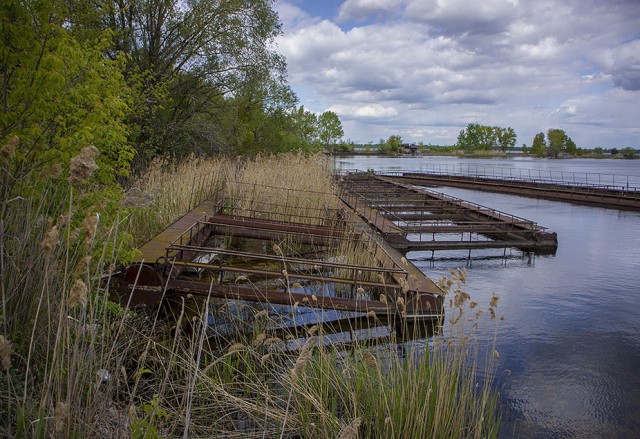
left=334, top=155, right=640, bottom=439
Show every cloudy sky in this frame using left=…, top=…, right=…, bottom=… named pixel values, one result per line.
left=274, top=0, right=640, bottom=148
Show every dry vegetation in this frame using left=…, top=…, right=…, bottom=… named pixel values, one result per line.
left=0, top=152, right=500, bottom=437
left=226, top=153, right=340, bottom=225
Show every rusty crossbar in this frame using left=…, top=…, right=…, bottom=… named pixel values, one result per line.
left=337, top=173, right=557, bottom=254
left=118, top=199, right=443, bottom=319
left=168, top=260, right=404, bottom=291
left=166, top=244, right=406, bottom=274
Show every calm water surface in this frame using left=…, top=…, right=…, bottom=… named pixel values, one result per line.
left=335, top=156, right=640, bottom=438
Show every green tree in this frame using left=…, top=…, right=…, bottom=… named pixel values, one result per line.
left=531, top=132, right=546, bottom=157
left=546, top=129, right=575, bottom=158
left=497, top=127, right=517, bottom=151
left=456, top=123, right=481, bottom=152
left=546, top=129, right=565, bottom=158
left=1, top=0, right=133, bottom=189
left=318, top=111, right=344, bottom=150
left=223, top=77, right=309, bottom=155
left=383, top=135, right=403, bottom=155
left=292, top=106, right=319, bottom=145
left=337, top=139, right=355, bottom=152
left=96, top=0, right=287, bottom=161
left=456, top=123, right=516, bottom=152
left=621, top=147, right=636, bottom=159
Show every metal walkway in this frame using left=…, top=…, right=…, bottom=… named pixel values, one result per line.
left=375, top=169, right=640, bottom=211
left=337, top=173, right=558, bottom=254
left=116, top=189, right=444, bottom=325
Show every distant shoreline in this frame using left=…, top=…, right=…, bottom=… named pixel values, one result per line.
left=326, top=151, right=637, bottom=159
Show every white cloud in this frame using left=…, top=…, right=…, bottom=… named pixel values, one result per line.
left=274, top=1, right=319, bottom=31
left=276, top=0, right=640, bottom=147
left=337, top=0, right=405, bottom=22
left=405, top=0, right=518, bottom=34
left=605, top=40, right=640, bottom=91
left=517, top=37, right=562, bottom=60
left=331, top=103, right=399, bottom=119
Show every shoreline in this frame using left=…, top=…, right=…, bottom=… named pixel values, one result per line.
left=327, top=151, right=637, bottom=160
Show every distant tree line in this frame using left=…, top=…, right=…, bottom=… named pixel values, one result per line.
left=592, top=147, right=638, bottom=158
left=455, top=124, right=517, bottom=152
left=528, top=129, right=577, bottom=158
left=451, top=125, right=636, bottom=159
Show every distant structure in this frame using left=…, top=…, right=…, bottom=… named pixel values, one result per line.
left=401, top=143, right=419, bottom=155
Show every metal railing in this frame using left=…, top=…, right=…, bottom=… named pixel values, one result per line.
left=337, top=167, right=640, bottom=192
left=391, top=165, right=640, bottom=191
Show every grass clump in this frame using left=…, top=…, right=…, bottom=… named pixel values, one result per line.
left=285, top=268, right=500, bottom=439
left=226, top=153, right=340, bottom=225
left=0, top=151, right=501, bottom=437
left=125, top=155, right=233, bottom=245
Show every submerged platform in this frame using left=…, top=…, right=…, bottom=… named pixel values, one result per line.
left=386, top=171, right=640, bottom=211
left=337, top=173, right=558, bottom=255
left=116, top=187, right=445, bottom=326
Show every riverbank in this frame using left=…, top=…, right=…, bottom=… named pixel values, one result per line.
left=1, top=153, right=501, bottom=437
left=329, top=150, right=638, bottom=159
left=335, top=154, right=640, bottom=438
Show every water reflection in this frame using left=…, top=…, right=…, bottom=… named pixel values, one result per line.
left=337, top=156, right=640, bottom=438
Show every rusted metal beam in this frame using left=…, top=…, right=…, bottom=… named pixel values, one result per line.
left=167, top=243, right=406, bottom=274
left=338, top=173, right=558, bottom=254
left=393, top=173, right=640, bottom=211
left=381, top=212, right=468, bottom=221
left=168, top=259, right=404, bottom=291
left=401, top=225, right=534, bottom=234
left=207, top=214, right=353, bottom=239
left=399, top=240, right=547, bottom=251
left=169, top=279, right=402, bottom=314
left=134, top=196, right=221, bottom=263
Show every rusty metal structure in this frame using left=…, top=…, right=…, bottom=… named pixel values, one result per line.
left=116, top=172, right=560, bottom=339
left=338, top=172, right=558, bottom=254
left=116, top=189, right=444, bottom=328
left=378, top=169, right=640, bottom=211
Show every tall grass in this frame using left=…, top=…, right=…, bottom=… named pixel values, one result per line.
left=0, top=152, right=501, bottom=437
left=126, top=155, right=233, bottom=244
left=286, top=269, right=500, bottom=439
left=0, top=168, right=137, bottom=436
left=226, top=153, right=340, bottom=225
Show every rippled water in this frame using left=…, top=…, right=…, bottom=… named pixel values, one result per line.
left=335, top=155, right=640, bottom=438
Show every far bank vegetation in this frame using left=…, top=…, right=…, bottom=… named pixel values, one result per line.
left=0, top=1, right=503, bottom=436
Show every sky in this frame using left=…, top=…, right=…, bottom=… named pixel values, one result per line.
left=274, top=0, right=640, bottom=148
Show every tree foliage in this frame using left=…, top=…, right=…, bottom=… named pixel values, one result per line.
left=530, top=132, right=547, bottom=157
left=1, top=0, right=133, bottom=188
left=2, top=0, right=347, bottom=180
left=529, top=129, right=577, bottom=158
left=456, top=124, right=517, bottom=152
left=547, top=129, right=575, bottom=158
left=317, top=111, right=344, bottom=149
left=70, top=0, right=292, bottom=163
left=621, top=147, right=636, bottom=159
left=381, top=135, right=403, bottom=155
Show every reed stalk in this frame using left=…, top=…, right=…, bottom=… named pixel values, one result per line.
left=0, top=152, right=500, bottom=437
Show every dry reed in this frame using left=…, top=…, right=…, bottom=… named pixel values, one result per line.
left=0, top=152, right=500, bottom=438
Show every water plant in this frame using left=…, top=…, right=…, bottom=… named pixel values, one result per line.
left=0, top=152, right=501, bottom=437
